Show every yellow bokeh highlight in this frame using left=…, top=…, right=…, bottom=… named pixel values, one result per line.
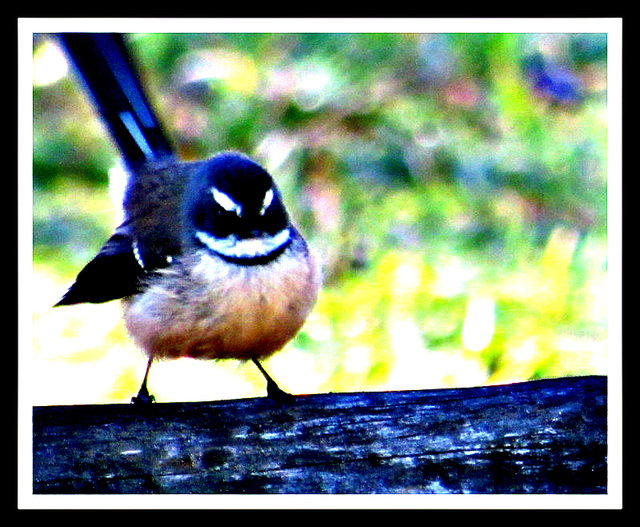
left=179, top=49, right=259, bottom=95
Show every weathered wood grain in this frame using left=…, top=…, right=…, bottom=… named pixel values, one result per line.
left=33, top=375, right=607, bottom=494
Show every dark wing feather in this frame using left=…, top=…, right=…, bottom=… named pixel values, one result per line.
left=54, top=224, right=144, bottom=306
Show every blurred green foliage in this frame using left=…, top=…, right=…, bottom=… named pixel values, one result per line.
left=33, top=32, right=608, bottom=402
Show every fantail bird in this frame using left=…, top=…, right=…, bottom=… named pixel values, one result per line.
left=54, top=33, right=321, bottom=403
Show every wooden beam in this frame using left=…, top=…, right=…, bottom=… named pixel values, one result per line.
left=33, top=375, right=606, bottom=494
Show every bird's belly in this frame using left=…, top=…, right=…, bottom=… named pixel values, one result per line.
left=123, top=248, right=320, bottom=362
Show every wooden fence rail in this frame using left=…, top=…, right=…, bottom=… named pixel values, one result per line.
left=32, top=375, right=606, bottom=494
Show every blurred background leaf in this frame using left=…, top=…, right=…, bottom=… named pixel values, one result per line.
left=32, top=32, right=608, bottom=404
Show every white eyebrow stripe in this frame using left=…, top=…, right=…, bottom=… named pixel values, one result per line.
left=260, top=188, right=274, bottom=215
left=211, top=187, right=242, bottom=216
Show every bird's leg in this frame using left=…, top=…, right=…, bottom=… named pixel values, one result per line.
left=252, top=358, right=294, bottom=402
left=131, top=357, right=156, bottom=405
